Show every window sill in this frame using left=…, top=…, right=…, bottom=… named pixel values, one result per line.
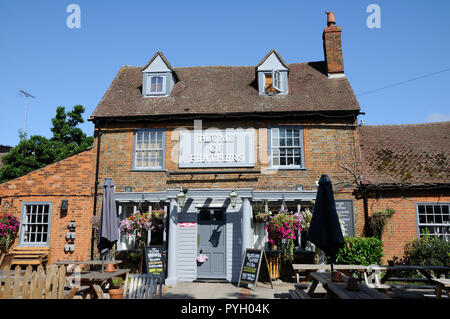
left=143, top=94, right=169, bottom=98
left=266, top=167, right=306, bottom=171
left=130, top=168, right=167, bottom=172
left=17, top=243, right=49, bottom=247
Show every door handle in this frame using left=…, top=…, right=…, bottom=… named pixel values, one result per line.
left=197, top=234, right=200, bottom=246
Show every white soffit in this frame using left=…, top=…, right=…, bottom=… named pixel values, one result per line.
left=142, top=55, right=171, bottom=73
left=257, top=52, right=288, bottom=71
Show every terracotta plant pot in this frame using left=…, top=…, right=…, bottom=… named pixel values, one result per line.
left=105, top=263, right=115, bottom=273
left=332, top=271, right=344, bottom=283
left=109, top=288, right=123, bottom=299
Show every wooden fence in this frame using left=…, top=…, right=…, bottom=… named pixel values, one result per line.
left=0, top=265, right=67, bottom=299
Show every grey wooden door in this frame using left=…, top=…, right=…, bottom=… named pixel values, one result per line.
left=197, top=209, right=226, bottom=279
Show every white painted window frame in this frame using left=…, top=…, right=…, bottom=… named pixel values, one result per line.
left=415, top=203, right=450, bottom=241
left=147, top=74, right=166, bottom=95
left=19, top=202, right=52, bottom=247
left=132, top=129, right=166, bottom=171
left=269, top=126, right=305, bottom=170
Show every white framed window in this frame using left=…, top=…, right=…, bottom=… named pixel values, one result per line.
left=273, top=70, right=281, bottom=91
left=19, top=202, right=52, bottom=246
left=264, top=70, right=282, bottom=94
left=133, top=129, right=165, bottom=170
left=416, top=203, right=450, bottom=241
left=148, top=75, right=166, bottom=94
left=269, top=127, right=305, bottom=169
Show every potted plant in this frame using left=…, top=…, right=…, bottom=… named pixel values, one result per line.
left=108, top=278, right=124, bottom=299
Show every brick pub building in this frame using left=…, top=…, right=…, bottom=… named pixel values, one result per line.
left=0, top=13, right=448, bottom=284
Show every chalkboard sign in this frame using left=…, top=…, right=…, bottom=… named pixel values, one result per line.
left=335, top=200, right=355, bottom=237
left=238, top=249, right=273, bottom=290
left=144, top=246, right=164, bottom=277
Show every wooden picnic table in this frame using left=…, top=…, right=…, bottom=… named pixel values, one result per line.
left=366, top=265, right=449, bottom=285
left=53, top=260, right=123, bottom=273
left=305, top=272, right=390, bottom=299
left=53, top=260, right=122, bottom=266
left=431, top=278, right=450, bottom=299
left=364, top=265, right=449, bottom=298
left=292, top=264, right=368, bottom=283
left=66, top=268, right=130, bottom=299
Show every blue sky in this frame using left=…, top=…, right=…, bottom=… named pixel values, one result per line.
left=1, top=0, right=449, bottom=147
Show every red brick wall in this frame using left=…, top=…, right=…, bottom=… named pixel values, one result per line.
left=0, top=149, right=95, bottom=264
left=95, top=118, right=359, bottom=193
left=362, top=194, right=450, bottom=262
left=94, top=118, right=362, bottom=223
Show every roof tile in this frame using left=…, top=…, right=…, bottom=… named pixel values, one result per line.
left=91, top=61, right=360, bottom=119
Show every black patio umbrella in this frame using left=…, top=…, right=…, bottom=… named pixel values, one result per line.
left=307, top=174, right=345, bottom=280
left=97, top=178, right=120, bottom=272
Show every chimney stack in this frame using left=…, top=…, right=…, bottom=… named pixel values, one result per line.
left=323, top=11, right=344, bottom=77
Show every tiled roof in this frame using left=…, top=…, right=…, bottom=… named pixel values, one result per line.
left=359, top=122, right=450, bottom=187
left=90, top=61, right=360, bottom=119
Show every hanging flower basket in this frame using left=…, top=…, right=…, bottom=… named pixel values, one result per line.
left=253, top=213, right=270, bottom=223
left=151, top=210, right=165, bottom=221
left=266, top=209, right=302, bottom=263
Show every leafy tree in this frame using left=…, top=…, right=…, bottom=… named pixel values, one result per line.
left=50, top=105, right=93, bottom=161
left=0, top=105, right=93, bottom=183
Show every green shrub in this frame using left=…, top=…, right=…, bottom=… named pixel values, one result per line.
left=397, top=235, right=450, bottom=268
left=335, top=237, right=384, bottom=266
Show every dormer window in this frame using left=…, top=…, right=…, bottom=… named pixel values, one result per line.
left=141, top=52, right=177, bottom=97
left=256, top=50, right=289, bottom=95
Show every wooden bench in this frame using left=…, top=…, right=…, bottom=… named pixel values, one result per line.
left=122, top=274, right=163, bottom=299
left=11, top=247, right=49, bottom=267
left=292, top=289, right=312, bottom=299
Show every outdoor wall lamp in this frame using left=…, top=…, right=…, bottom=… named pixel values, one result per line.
left=61, top=199, right=68, bottom=211
left=177, top=187, right=188, bottom=209
left=229, top=187, right=238, bottom=208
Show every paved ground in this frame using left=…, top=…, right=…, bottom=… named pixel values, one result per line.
left=161, top=280, right=325, bottom=299
left=161, top=280, right=447, bottom=299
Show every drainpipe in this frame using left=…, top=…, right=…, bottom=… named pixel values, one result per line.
left=90, top=127, right=102, bottom=260
left=362, top=192, right=371, bottom=237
